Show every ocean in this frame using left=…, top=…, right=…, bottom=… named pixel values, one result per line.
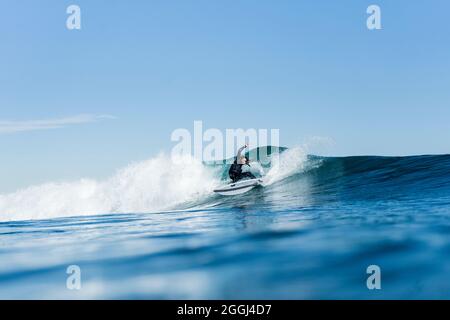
left=0, top=147, right=449, bottom=299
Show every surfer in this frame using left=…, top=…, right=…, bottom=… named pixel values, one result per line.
left=228, top=145, right=256, bottom=183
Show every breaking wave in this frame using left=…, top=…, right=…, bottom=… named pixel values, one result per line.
left=0, top=147, right=308, bottom=221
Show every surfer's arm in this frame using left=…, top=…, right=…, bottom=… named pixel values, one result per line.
left=236, top=145, right=247, bottom=158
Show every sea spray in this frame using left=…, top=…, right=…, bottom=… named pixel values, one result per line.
left=0, top=154, right=219, bottom=222
left=0, top=147, right=311, bottom=222
left=263, top=147, right=308, bottom=186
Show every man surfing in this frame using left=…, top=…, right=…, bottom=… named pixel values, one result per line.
left=228, top=144, right=257, bottom=183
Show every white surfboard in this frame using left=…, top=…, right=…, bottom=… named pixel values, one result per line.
left=213, top=178, right=263, bottom=196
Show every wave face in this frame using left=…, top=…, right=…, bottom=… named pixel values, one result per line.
left=307, top=154, right=450, bottom=199
left=1, top=148, right=450, bottom=222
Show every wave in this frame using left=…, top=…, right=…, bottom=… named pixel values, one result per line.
left=307, top=154, right=450, bottom=198
left=1, top=147, right=449, bottom=222
left=0, top=147, right=307, bottom=222
left=0, top=154, right=219, bottom=222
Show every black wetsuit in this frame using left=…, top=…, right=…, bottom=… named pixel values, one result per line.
left=228, top=159, right=256, bottom=183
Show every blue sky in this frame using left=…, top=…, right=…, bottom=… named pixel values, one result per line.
left=0, top=0, right=449, bottom=192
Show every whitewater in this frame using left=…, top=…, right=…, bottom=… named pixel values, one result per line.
left=0, top=147, right=306, bottom=222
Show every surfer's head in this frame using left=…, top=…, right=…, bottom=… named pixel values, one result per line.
left=239, top=156, right=247, bottom=164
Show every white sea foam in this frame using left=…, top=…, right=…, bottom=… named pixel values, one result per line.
left=0, top=154, right=220, bottom=222
left=263, top=146, right=308, bottom=186
left=0, top=148, right=311, bottom=222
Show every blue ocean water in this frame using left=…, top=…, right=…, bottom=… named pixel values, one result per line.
left=0, top=150, right=449, bottom=299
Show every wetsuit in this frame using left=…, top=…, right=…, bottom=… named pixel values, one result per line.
left=228, top=146, right=256, bottom=183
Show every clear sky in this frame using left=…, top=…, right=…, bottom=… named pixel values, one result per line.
left=0, top=0, right=449, bottom=192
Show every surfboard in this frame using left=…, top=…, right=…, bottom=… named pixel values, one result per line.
left=213, top=178, right=263, bottom=196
